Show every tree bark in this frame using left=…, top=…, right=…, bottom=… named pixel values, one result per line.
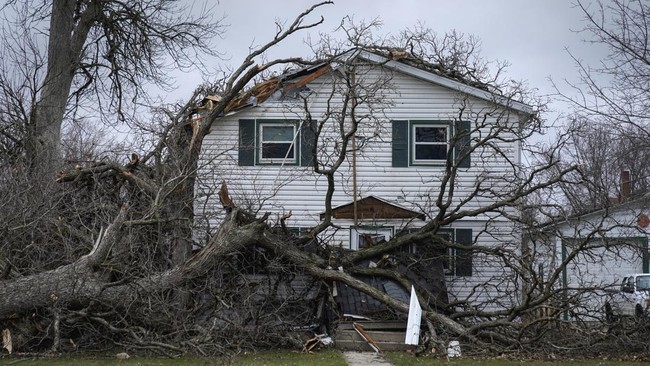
left=27, top=0, right=97, bottom=178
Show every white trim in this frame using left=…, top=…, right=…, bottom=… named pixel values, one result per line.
left=350, top=227, right=394, bottom=250
left=412, top=124, right=449, bottom=164
left=258, top=122, right=297, bottom=164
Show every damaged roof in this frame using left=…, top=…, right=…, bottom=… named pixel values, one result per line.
left=193, top=47, right=533, bottom=116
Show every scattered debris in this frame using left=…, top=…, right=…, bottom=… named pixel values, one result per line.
left=2, top=328, right=12, bottom=354
left=302, top=333, right=332, bottom=352
left=447, top=340, right=461, bottom=358
left=405, top=285, right=422, bottom=346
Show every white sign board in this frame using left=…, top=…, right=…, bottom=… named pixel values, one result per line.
left=405, top=285, right=422, bottom=345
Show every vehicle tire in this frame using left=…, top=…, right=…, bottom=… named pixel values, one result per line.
left=635, top=304, right=645, bottom=319
left=605, top=302, right=615, bottom=323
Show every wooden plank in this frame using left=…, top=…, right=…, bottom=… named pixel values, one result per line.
left=337, top=321, right=407, bottom=330
left=353, top=323, right=381, bottom=353
left=334, top=340, right=411, bottom=352
left=336, top=330, right=407, bottom=343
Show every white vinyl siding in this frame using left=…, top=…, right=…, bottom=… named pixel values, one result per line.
left=195, top=63, right=525, bottom=310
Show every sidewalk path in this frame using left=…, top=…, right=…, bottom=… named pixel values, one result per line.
left=343, top=351, right=394, bottom=366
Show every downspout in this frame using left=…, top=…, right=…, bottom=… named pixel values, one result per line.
left=350, top=69, right=358, bottom=226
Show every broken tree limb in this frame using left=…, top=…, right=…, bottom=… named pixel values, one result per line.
left=0, top=206, right=127, bottom=318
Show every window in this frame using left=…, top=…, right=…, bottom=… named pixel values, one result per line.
left=412, top=124, right=449, bottom=162
left=637, top=276, right=650, bottom=290
left=259, top=123, right=296, bottom=163
left=621, top=276, right=634, bottom=293
left=238, top=119, right=315, bottom=166
left=398, top=228, right=473, bottom=277
left=391, top=120, right=471, bottom=168
left=351, top=227, right=393, bottom=250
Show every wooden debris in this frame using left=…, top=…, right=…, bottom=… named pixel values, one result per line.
left=218, top=180, right=235, bottom=209
left=302, top=333, right=332, bottom=352
left=283, top=65, right=330, bottom=94
left=126, top=153, right=139, bottom=169
left=353, top=322, right=381, bottom=353
left=280, top=210, right=293, bottom=231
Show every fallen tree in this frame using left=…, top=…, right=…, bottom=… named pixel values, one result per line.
left=2, top=1, right=647, bottom=359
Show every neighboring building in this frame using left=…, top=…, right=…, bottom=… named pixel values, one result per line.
left=194, top=48, right=534, bottom=311
left=532, top=177, right=650, bottom=319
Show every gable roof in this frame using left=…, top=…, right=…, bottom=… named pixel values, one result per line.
left=192, top=48, right=534, bottom=116
left=349, top=49, right=533, bottom=114
left=320, top=195, right=425, bottom=221
left=536, top=193, right=650, bottom=233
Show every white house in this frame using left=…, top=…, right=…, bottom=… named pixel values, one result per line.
left=534, top=191, right=650, bottom=318
left=194, top=49, right=534, bottom=311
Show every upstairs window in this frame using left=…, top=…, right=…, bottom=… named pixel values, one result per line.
left=238, top=119, right=315, bottom=166
left=259, top=123, right=296, bottom=163
left=392, top=120, right=471, bottom=168
left=413, top=124, right=449, bottom=163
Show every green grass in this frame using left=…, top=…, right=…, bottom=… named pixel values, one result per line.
left=0, top=349, right=347, bottom=366
left=233, top=349, right=347, bottom=366
left=0, top=355, right=216, bottom=366
left=3, top=350, right=647, bottom=366
left=384, top=352, right=647, bottom=366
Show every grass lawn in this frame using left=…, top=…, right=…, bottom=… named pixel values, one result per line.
left=0, top=349, right=347, bottom=366
left=2, top=350, right=648, bottom=366
left=385, top=352, right=647, bottom=366
left=233, top=349, right=347, bottom=366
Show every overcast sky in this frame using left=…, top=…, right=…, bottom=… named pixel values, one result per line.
left=165, top=0, right=609, bottom=123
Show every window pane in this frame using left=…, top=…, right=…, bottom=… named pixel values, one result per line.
left=359, top=233, right=387, bottom=249
left=415, top=126, right=446, bottom=142
left=415, top=145, right=447, bottom=160
left=262, top=143, right=294, bottom=159
left=263, top=126, right=294, bottom=141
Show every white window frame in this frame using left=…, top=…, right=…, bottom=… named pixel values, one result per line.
left=411, top=123, right=450, bottom=164
left=258, top=122, right=297, bottom=164
left=350, top=227, right=393, bottom=251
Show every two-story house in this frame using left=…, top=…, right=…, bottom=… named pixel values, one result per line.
left=194, top=48, right=534, bottom=311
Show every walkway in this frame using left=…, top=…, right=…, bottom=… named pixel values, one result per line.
left=343, top=351, right=394, bottom=366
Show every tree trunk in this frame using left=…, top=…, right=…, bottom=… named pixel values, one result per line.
left=0, top=208, right=261, bottom=319
left=26, top=0, right=96, bottom=178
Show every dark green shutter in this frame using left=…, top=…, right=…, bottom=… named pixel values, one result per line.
left=239, top=119, right=255, bottom=166
left=455, top=228, right=473, bottom=276
left=392, top=120, right=408, bottom=167
left=300, top=119, right=316, bottom=167
left=455, top=120, right=471, bottom=168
